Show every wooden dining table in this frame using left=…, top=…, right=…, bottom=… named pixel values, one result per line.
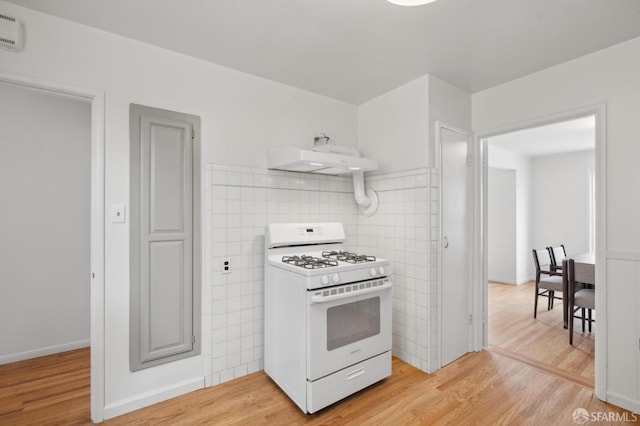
left=562, top=252, right=595, bottom=328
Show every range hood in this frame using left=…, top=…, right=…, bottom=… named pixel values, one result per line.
left=267, top=146, right=378, bottom=176
left=268, top=136, right=380, bottom=216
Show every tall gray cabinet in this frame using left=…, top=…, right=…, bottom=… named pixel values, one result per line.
left=129, top=104, right=201, bottom=371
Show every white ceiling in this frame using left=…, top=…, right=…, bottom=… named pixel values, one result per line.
left=5, top=0, right=640, bottom=104
left=488, top=115, right=595, bottom=158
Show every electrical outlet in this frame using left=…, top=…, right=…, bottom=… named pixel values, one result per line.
left=222, top=257, right=231, bottom=274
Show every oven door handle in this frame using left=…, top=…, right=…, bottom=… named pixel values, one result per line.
left=310, top=283, right=392, bottom=304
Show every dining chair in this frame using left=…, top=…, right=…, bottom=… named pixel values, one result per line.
left=549, top=244, right=566, bottom=272
left=532, top=248, right=563, bottom=318
left=565, top=258, right=595, bottom=345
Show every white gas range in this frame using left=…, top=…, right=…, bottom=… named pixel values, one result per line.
left=264, top=222, right=392, bottom=414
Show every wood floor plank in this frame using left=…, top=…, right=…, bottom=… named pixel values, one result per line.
left=0, top=348, right=92, bottom=426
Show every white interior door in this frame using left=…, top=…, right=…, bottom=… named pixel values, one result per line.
left=440, top=126, right=471, bottom=367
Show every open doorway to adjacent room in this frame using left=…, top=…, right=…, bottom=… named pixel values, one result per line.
left=0, top=74, right=105, bottom=422
left=482, top=114, right=597, bottom=387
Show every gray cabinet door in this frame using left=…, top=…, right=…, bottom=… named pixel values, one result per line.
left=130, top=104, right=201, bottom=371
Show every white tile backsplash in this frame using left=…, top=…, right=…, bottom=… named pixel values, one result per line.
left=359, top=168, right=437, bottom=372
left=204, top=164, right=359, bottom=385
left=203, top=164, right=439, bottom=387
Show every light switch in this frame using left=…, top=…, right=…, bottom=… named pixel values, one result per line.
left=111, top=204, right=126, bottom=223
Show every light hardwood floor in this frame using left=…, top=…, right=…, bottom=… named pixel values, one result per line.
left=1, top=283, right=631, bottom=425
left=488, top=280, right=595, bottom=388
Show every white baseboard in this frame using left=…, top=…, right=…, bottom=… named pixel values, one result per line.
left=103, top=376, right=204, bottom=420
left=489, top=275, right=535, bottom=285
left=606, top=391, right=640, bottom=415
left=0, top=339, right=90, bottom=365
left=488, top=276, right=517, bottom=285
left=516, top=275, right=535, bottom=285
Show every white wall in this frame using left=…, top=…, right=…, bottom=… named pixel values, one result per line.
left=358, top=76, right=429, bottom=173
left=488, top=146, right=533, bottom=284
left=357, top=74, right=471, bottom=173
left=357, top=75, right=470, bottom=373
left=487, top=146, right=594, bottom=284
left=0, top=1, right=358, bottom=418
left=428, top=75, right=473, bottom=162
left=532, top=150, right=595, bottom=254
left=487, top=168, right=517, bottom=284
left=473, top=35, right=640, bottom=412
left=0, top=82, right=91, bottom=363
left=357, top=82, right=433, bottom=370
left=473, top=37, right=640, bottom=251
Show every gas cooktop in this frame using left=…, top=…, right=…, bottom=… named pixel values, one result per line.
left=280, top=251, right=377, bottom=270
left=282, top=255, right=339, bottom=269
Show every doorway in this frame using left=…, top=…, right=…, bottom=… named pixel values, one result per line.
left=474, top=104, right=606, bottom=399
left=0, top=72, right=106, bottom=422
left=0, top=82, right=91, bottom=360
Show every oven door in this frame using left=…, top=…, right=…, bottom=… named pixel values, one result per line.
left=307, top=278, right=392, bottom=381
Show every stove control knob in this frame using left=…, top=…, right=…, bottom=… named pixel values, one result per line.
left=370, top=268, right=377, bottom=277
left=332, top=274, right=340, bottom=284
left=321, top=276, right=329, bottom=286
left=378, top=267, right=385, bottom=276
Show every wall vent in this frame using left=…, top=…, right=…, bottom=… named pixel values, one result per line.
left=0, top=13, right=24, bottom=52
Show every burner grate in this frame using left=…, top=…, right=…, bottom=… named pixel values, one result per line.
left=282, top=255, right=339, bottom=269
left=322, top=250, right=376, bottom=264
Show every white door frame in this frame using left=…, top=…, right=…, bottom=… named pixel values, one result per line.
left=435, top=121, right=473, bottom=369
left=0, top=71, right=106, bottom=422
left=472, top=103, right=607, bottom=400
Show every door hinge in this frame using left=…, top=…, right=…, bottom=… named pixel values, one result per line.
left=191, top=128, right=195, bottom=139
left=466, top=154, right=473, bottom=167
left=468, top=313, right=473, bottom=325
left=192, top=335, right=196, bottom=344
